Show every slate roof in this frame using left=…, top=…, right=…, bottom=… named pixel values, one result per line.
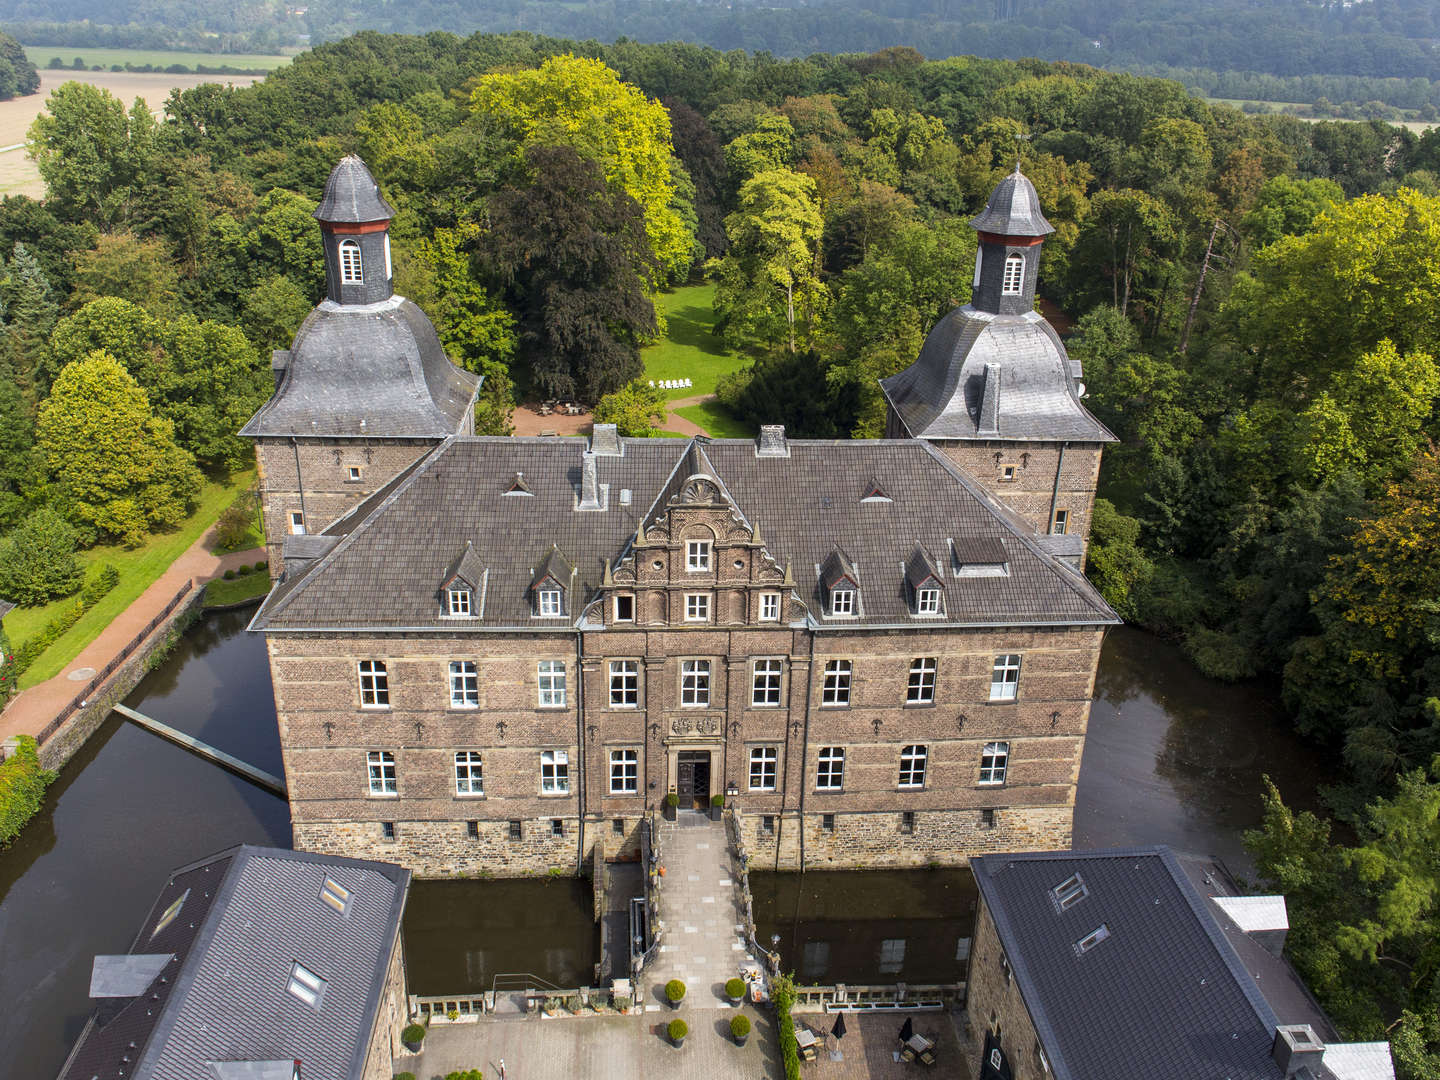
left=239, top=296, right=479, bottom=438
left=971, top=165, right=1055, bottom=237
left=880, top=307, right=1116, bottom=442
left=57, top=845, right=409, bottom=1080
left=251, top=435, right=1118, bottom=632
left=314, top=155, right=395, bottom=224
left=0, top=598, right=13, bottom=621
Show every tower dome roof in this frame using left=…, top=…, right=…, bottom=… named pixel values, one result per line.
left=970, top=165, right=1054, bottom=238
left=314, top=155, right=395, bottom=225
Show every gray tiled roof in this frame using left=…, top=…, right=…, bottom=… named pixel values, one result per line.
left=58, top=845, right=409, bottom=1080
left=314, top=155, right=395, bottom=224
left=0, top=598, right=13, bottom=621
left=972, top=847, right=1288, bottom=1080
left=970, top=166, right=1055, bottom=237
left=879, top=307, right=1116, bottom=443
left=252, top=436, right=1118, bottom=631
left=239, top=296, right=479, bottom=438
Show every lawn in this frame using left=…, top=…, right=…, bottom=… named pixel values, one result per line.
left=673, top=400, right=757, bottom=439
left=641, top=284, right=748, bottom=400
left=7, top=469, right=256, bottom=688
left=25, top=46, right=294, bottom=71
left=203, top=570, right=270, bottom=608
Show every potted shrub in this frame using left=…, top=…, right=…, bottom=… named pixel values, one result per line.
left=665, top=979, right=686, bottom=1009
left=664, top=792, right=679, bottom=821
left=730, top=1014, right=751, bottom=1047
left=401, top=1023, right=426, bottom=1052
left=613, top=993, right=632, bottom=1013
left=725, top=977, right=746, bottom=1005
left=566, top=993, right=582, bottom=1014
left=668, top=1018, right=688, bottom=1048
left=710, top=793, right=725, bottom=821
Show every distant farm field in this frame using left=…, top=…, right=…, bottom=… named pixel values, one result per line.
left=0, top=68, right=266, bottom=198
left=23, top=46, right=293, bottom=71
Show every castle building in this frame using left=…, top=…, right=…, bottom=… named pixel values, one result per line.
left=245, top=159, right=1119, bottom=878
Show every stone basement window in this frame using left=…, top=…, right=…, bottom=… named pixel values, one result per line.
left=761, top=815, right=775, bottom=835
left=380, top=821, right=395, bottom=841
left=821, top=813, right=835, bottom=832
left=509, top=819, right=523, bottom=840
left=467, top=820, right=479, bottom=838
left=551, top=818, right=564, bottom=838
left=900, top=811, right=915, bottom=835
left=980, top=808, right=997, bottom=829
left=612, top=818, right=625, bottom=835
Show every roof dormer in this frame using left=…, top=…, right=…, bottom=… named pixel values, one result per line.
left=906, top=544, right=945, bottom=616
left=440, top=541, right=484, bottom=618
left=820, top=546, right=860, bottom=618
left=530, top=545, right=574, bottom=618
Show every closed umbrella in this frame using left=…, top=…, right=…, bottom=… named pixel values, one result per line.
left=899, top=1017, right=914, bottom=1043
left=832, top=1014, right=847, bottom=1041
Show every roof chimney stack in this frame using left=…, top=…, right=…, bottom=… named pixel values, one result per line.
left=576, top=450, right=606, bottom=511
left=591, top=423, right=623, bottom=456
left=757, top=425, right=789, bottom=457
left=1273, top=1026, right=1325, bottom=1077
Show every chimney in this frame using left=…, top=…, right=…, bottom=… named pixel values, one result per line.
left=272, top=350, right=290, bottom=390
left=1273, top=1026, right=1325, bottom=1077
left=577, top=451, right=605, bottom=511
left=977, top=363, right=1001, bottom=437
left=591, top=423, right=623, bottom=456
left=1211, top=895, right=1289, bottom=958
left=756, top=425, right=789, bottom=457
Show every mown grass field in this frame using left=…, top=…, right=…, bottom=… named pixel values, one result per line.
left=24, top=46, right=293, bottom=71
left=7, top=470, right=256, bottom=688
left=641, top=283, right=746, bottom=400
left=674, top=400, right=756, bottom=439
left=202, top=570, right=270, bottom=608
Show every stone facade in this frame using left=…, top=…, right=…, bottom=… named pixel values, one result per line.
left=362, top=928, right=410, bottom=1080
left=966, top=900, right=1048, bottom=1080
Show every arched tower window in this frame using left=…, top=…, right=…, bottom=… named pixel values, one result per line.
left=339, top=239, right=363, bottom=284
left=1001, top=252, right=1024, bottom=296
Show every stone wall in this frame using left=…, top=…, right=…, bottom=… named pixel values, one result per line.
left=361, top=927, right=409, bottom=1080
left=966, top=900, right=1048, bottom=1080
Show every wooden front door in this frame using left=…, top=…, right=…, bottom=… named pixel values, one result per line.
left=676, top=751, right=711, bottom=809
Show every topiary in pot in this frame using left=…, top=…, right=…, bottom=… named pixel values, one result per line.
left=726, top=977, right=746, bottom=1004
left=665, top=978, right=686, bottom=1008
left=394, top=1073, right=417, bottom=1080
left=730, top=1013, right=751, bottom=1046
left=668, top=1018, right=688, bottom=1047
left=401, top=1023, right=426, bottom=1052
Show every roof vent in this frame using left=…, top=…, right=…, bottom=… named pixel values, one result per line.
left=319, top=876, right=352, bottom=916
left=1273, top=1025, right=1325, bottom=1078
left=505, top=471, right=533, bottom=496
left=861, top=477, right=891, bottom=503
left=756, top=425, right=789, bottom=457
left=1074, top=923, right=1110, bottom=956
left=591, top=423, right=623, bottom=456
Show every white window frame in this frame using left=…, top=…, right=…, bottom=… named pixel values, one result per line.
left=613, top=594, right=635, bottom=622
left=684, top=593, right=710, bottom=621
left=907, top=657, right=937, bottom=704
left=916, top=587, right=941, bottom=615
left=686, top=539, right=712, bottom=571
left=289, top=510, right=305, bottom=535
left=339, top=238, right=363, bottom=283
left=816, top=746, right=845, bottom=791
left=358, top=660, right=389, bottom=708
left=1002, top=251, right=1024, bottom=295
left=681, top=659, right=711, bottom=707
left=538, top=588, right=563, bottom=617
left=540, top=749, right=570, bottom=794
left=822, top=660, right=852, bottom=706
left=449, top=660, right=478, bottom=708
left=979, top=741, right=1009, bottom=786
left=830, top=587, right=855, bottom=617
left=609, top=749, right=639, bottom=794
left=759, top=592, right=780, bottom=621
left=990, top=654, right=1021, bottom=701
left=288, top=961, right=327, bottom=1009
left=538, top=660, right=567, bottom=708
left=1052, top=508, right=1069, bottom=535
left=751, top=659, right=782, bottom=706
left=348, top=465, right=361, bottom=481
left=367, top=750, right=396, bottom=796
left=749, top=746, right=777, bottom=791
left=454, top=750, right=484, bottom=796
left=899, top=744, right=928, bottom=789
left=447, top=588, right=472, bottom=617
left=609, top=660, right=639, bottom=708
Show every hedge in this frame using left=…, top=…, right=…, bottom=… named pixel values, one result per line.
left=0, top=736, right=56, bottom=846
left=772, top=973, right=800, bottom=1080
left=10, top=564, right=119, bottom=678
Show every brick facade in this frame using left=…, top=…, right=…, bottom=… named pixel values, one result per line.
left=966, top=900, right=1048, bottom=1080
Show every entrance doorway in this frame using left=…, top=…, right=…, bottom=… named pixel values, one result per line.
left=676, top=751, right=711, bottom=809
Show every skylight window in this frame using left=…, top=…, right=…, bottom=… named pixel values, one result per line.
left=1052, top=873, right=1088, bottom=912
left=1074, top=924, right=1110, bottom=956
left=319, top=876, right=352, bottom=916
left=151, top=889, right=189, bottom=938
left=288, top=961, right=327, bottom=1009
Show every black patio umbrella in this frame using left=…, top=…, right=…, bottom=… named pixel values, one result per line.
left=899, top=1017, right=914, bottom=1043
left=832, top=1014, right=847, bottom=1041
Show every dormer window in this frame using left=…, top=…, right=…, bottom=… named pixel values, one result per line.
left=917, top=587, right=941, bottom=615
left=339, top=239, right=363, bottom=284
left=538, top=588, right=563, bottom=617
left=1002, top=252, right=1024, bottom=295
left=447, top=588, right=472, bottom=617
left=686, top=540, right=711, bottom=571
left=830, top=588, right=855, bottom=617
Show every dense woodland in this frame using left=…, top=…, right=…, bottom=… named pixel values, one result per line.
left=4, top=31, right=1440, bottom=1069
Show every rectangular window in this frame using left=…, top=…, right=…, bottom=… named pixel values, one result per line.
left=467, top=820, right=479, bottom=839
left=612, top=818, right=625, bottom=835
left=289, top=510, right=305, bottom=535
left=685, top=593, right=710, bottom=621
left=609, top=660, right=639, bottom=707
left=830, top=588, right=854, bottom=616
left=538, top=660, right=567, bottom=708
left=816, top=747, right=845, bottom=791
left=990, top=654, right=1021, bottom=701
left=821, top=813, right=835, bottom=832
left=609, top=749, right=639, bottom=794
left=551, top=818, right=564, bottom=838
left=1052, top=508, right=1069, bottom=535
left=348, top=466, right=361, bottom=481
left=901, top=811, right=915, bottom=835
left=916, top=588, right=941, bottom=615
left=339, top=240, right=363, bottom=283
left=761, top=815, right=775, bottom=835
left=980, top=741, right=1009, bottom=786
left=538, top=588, right=562, bottom=616
left=367, top=750, right=396, bottom=795
left=681, top=659, right=711, bottom=706
left=907, top=658, right=936, bottom=704
left=380, top=821, right=395, bottom=840
left=447, top=589, right=471, bottom=617
left=1000, top=464, right=1017, bottom=481
left=454, top=751, right=484, bottom=796
left=822, top=660, right=852, bottom=706
left=686, top=540, right=712, bottom=571
left=288, top=961, right=328, bottom=1009
left=760, top=593, right=780, bottom=621
left=509, top=819, right=522, bottom=841
left=899, top=745, right=928, bottom=789
left=749, top=746, right=777, bottom=791
left=541, top=750, right=570, bottom=794
left=1002, top=252, right=1024, bottom=295
left=751, top=659, right=782, bottom=706
left=981, top=808, right=997, bottom=829
left=449, top=660, right=478, bottom=708
left=358, top=660, right=389, bottom=708
left=614, top=594, right=634, bottom=622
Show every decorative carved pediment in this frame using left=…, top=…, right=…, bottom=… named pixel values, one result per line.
left=677, top=476, right=719, bottom=504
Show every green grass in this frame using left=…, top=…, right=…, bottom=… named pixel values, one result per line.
left=641, top=284, right=748, bottom=400
left=8, top=469, right=256, bottom=688
left=203, top=571, right=270, bottom=608
left=25, top=46, right=294, bottom=71
left=674, top=400, right=757, bottom=440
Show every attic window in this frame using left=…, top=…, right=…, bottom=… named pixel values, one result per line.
left=505, top=472, right=533, bottom=496
left=151, top=889, right=189, bottom=938
left=1074, top=924, right=1110, bottom=956
left=861, top=479, right=891, bottom=503
left=1052, top=873, right=1088, bottom=912
left=319, top=876, right=352, bottom=916
left=447, top=589, right=472, bottom=617
left=1002, top=252, right=1024, bottom=295
left=287, top=961, right=328, bottom=1009
left=538, top=588, right=563, bottom=617
left=339, top=239, right=363, bottom=284
left=830, top=587, right=855, bottom=617
left=917, top=587, right=941, bottom=615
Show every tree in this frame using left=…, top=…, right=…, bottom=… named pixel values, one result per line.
left=0, top=508, right=83, bottom=605
left=242, top=274, right=312, bottom=354
left=1073, top=189, right=1177, bottom=316
left=37, top=352, right=201, bottom=546
left=593, top=379, right=667, bottom=436
left=70, top=232, right=180, bottom=316
left=1086, top=500, right=1154, bottom=621
left=28, top=83, right=156, bottom=228
left=1241, top=175, right=1344, bottom=248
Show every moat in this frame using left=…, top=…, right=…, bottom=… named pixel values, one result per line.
left=0, top=616, right=1330, bottom=1079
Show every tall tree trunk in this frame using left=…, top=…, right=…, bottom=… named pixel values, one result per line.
left=786, top=278, right=796, bottom=354
left=1180, top=218, right=1221, bottom=355
left=1121, top=222, right=1133, bottom=317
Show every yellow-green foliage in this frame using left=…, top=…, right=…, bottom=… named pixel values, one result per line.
left=0, top=736, right=55, bottom=847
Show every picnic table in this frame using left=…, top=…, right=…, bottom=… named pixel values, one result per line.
left=795, top=1024, right=820, bottom=1062
left=900, top=1031, right=937, bottom=1065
